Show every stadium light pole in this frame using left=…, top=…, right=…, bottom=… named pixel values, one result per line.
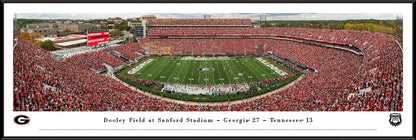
left=264, top=15, right=267, bottom=25
left=259, top=15, right=262, bottom=27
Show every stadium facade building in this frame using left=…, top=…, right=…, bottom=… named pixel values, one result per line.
left=128, top=22, right=142, bottom=27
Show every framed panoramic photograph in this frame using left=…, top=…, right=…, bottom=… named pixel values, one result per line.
left=2, top=2, right=414, bottom=140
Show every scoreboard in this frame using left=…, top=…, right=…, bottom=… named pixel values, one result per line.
left=87, top=29, right=110, bottom=46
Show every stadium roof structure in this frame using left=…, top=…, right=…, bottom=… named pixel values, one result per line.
left=54, top=39, right=87, bottom=47
left=37, top=37, right=55, bottom=42
left=37, top=34, right=87, bottom=43
left=21, top=28, right=56, bottom=30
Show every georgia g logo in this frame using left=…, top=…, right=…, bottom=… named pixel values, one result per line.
left=389, top=113, right=401, bottom=127
left=14, top=115, right=30, bottom=125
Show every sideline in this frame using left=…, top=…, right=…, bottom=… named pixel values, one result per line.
left=108, top=73, right=304, bottom=106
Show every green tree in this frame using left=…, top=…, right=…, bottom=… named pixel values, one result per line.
left=101, top=25, right=109, bottom=29
left=90, top=20, right=98, bottom=25
left=124, top=26, right=131, bottom=32
left=264, top=22, right=273, bottom=27
left=110, top=29, right=122, bottom=37
left=125, top=37, right=137, bottom=43
left=40, top=40, right=56, bottom=51
left=33, top=40, right=43, bottom=47
left=114, top=23, right=124, bottom=30
left=32, top=32, right=43, bottom=39
left=17, top=19, right=49, bottom=28
left=131, top=37, right=137, bottom=43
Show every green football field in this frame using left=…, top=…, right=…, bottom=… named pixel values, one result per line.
left=120, top=57, right=291, bottom=84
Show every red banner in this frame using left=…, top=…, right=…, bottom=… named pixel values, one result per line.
left=87, top=32, right=110, bottom=46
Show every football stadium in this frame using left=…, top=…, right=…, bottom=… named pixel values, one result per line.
left=13, top=18, right=403, bottom=111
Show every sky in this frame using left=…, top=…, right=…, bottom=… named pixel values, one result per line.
left=16, top=13, right=402, bottom=21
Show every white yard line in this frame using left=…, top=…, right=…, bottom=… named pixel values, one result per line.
left=227, top=60, right=241, bottom=83
left=166, top=60, right=182, bottom=83
left=137, top=60, right=159, bottom=79
left=197, top=61, right=202, bottom=84
left=230, top=59, right=249, bottom=82
left=166, top=60, right=187, bottom=84
left=181, top=60, right=191, bottom=84
left=209, top=61, right=216, bottom=84
left=131, top=59, right=154, bottom=79
left=241, top=59, right=263, bottom=81
left=148, top=59, right=168, bottom=81
left=220, top=60, right=235, bottom=83
left=249, top=58, right=270, bottom=80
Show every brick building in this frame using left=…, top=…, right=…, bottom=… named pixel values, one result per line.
left=20, top=28, right=58, bottom=37
left=21, top=23, right=101, bottom=37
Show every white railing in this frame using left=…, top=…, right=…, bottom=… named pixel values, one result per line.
left=395, top=40, right=403, bottom=51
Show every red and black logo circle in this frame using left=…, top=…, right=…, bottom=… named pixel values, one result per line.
left=14, top=115, right=30, bottom=125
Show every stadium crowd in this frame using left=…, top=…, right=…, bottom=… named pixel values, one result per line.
left=148, top=19, right=252, bottom=26
left=64, top=43, right=145, bottom=72
left=13, top=25, right=402, bottom=111
left=138, top=38, right=273, bottom=55
left=113, top=43, right=145, bottom=61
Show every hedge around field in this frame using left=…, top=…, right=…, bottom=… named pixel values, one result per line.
left=114, top=55, right=301, bottom=102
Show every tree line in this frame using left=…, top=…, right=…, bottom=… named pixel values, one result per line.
left=20, top=32, right=56, bottom=51
left=261, top=18, right=403, bottom=36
